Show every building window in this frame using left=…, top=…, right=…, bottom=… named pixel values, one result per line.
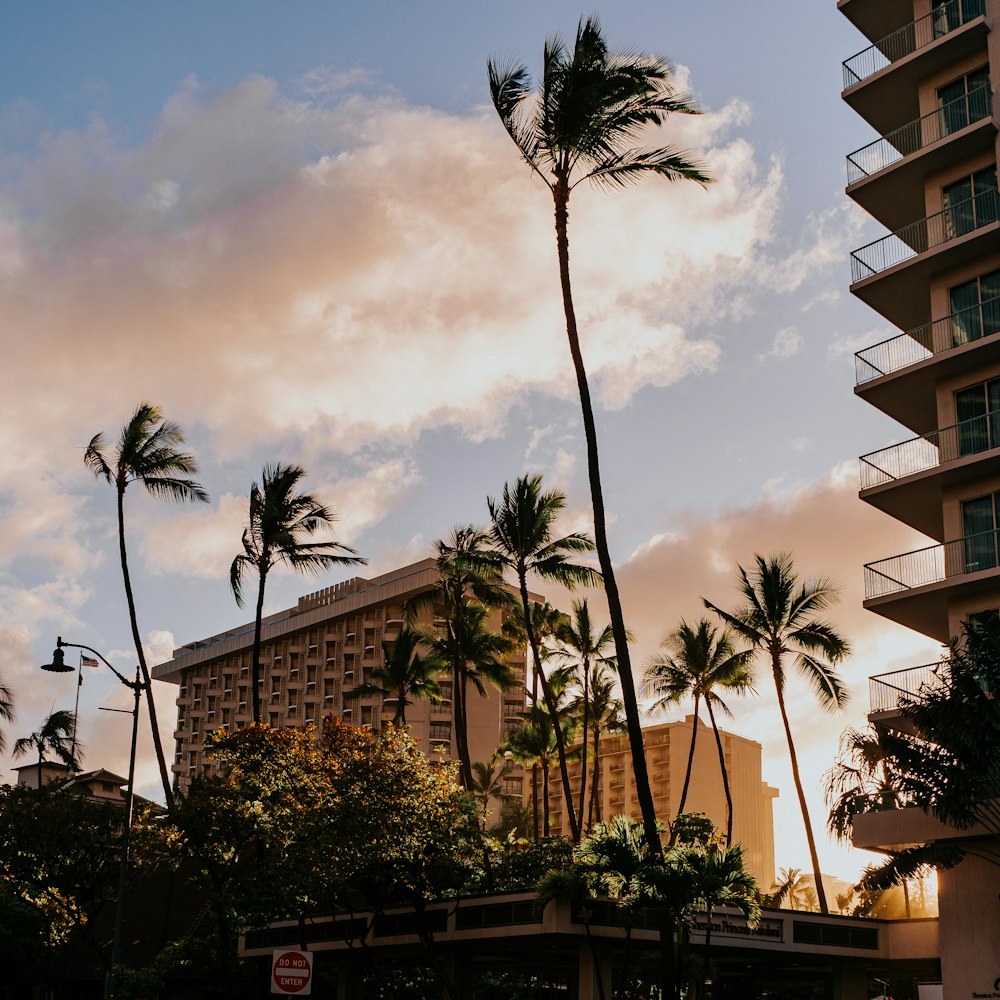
left=943, top=165, right=998, bottom=239
left=937, top=65, right=990, bottom=135
left=933, top=0, right=985, bottom=38
left=955, top=375, right=1000, bottom=455
left=962, top=491, right=1000, bottom=572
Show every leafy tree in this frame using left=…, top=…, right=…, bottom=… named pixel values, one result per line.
left=705, top=552, right=849, bottom=913
left=644, top=619, right=753, bottom=845
left=12, top=709, right=81, bottom=787
left=344, top=626, right=444, bottom=726
left=230, top=462, right=365, bottom=723
left=489, top=17, right=709, bottom=856
left=85, top=401, right=209, bottom=808
left=760, top=867, right=817, bottom=911
left=470, top=760, right=509, bottom=828
left=583, top=663, right=626, bottom=827
left=488, top=474, right=599, bottom=843
left=555, top=599, right=617, bottom=838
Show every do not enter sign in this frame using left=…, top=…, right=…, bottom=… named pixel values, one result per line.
left=271, top=949, right=313, bottom=995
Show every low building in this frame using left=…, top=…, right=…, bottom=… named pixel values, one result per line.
left=540, top=717, right=778, bottom=888
left=152, top=559, right=531, bottom=794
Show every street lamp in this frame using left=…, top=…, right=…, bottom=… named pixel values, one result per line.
left=42, top=636, right=145, bottom=1000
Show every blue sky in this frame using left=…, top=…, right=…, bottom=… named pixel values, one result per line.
left=0, top=2, right=939, bottom=881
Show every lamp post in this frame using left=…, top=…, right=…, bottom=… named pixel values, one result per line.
left=42, top=636, right=144, bottom=1000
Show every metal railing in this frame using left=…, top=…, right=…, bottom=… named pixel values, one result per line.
left=847, top=88, right=993, bottom=184
left=869, top=661, right=946, bottom=713
left=854, top=295, right=1000, bottom=383
left=859, top=408, right=1000, bottom=488
left=843, top=0, right=985, bottom=89
left=850, top=189, right=1000, bottom=282
left=865, top=528, right=1000, bottom=599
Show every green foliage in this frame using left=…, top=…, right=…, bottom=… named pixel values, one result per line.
left=466, top=835, right=574, bottom=895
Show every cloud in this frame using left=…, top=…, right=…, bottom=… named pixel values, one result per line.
left=759, top=326, right=803, bottom=362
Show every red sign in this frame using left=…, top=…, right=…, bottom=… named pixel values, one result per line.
left=271, top=949, right=313, bottom=995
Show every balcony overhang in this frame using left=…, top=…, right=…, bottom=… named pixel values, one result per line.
left=843, top=18, right=988, bottom=135
left=860, top=447, right=1000, bottom=540
left=850, top=220, right=1000, bottom=333
left=853, top=804, right=994, bottom=852
left=847, top=116, right=997, bottom=233
left=855, top=330, right=1000, bottom=433
left=838, top=0, right=918, bottom=46
left=863, top=564, right=1000, bottom=642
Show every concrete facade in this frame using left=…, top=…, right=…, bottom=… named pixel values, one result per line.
left=539, top=717, right=779, bottom=889
left=841, top=0, right=1000, bottom=994
left=153, top=559, right=529, bottom=794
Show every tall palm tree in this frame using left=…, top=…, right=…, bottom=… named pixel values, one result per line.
left=85, top=402, right=209, bottom=808
left=13, top=709, right=80, bottom=786
left=343, top=627, right=443, bottom=726
left=584, top=663, right=626, bottom=828
left=705, top=552, right=850, bottom=913
left=556, top=599, right=616, bottom=837
left=644, top=619, right=754, bottom=845
left=488, top=474, right=600, bottom=843
left=489, top=17, right=710, bottom=854
left=470, top=759, right=510, bottom=828
left=0, top=678, right=14, bottom=756
left=230, top=463, right=366, bottom=724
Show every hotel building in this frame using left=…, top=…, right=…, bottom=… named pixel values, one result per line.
left=841, top=0, right=999, bottom=992
left=152, top=559, right=530, bottom=795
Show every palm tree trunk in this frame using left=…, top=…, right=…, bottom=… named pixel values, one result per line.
left=117, top=486, right=174, bottom=809
left=532, top=763, right=540, bottom=842
left=553, top=192, right=658, bottom=854
left=675, top=696, right=701, bottom=824
left=517, top=572, right=580, bottom=842
left=453, top=668, right=473, bottom=788
left=36, top=746, right=43, bottom=789
left=577, top=656, right=590, bottom=835
left=542, top=759, right=550, bottom=838
left=773, top=663, right=828, bottom=914
left=251, top=569, right=266, bottom=724
left=590, top=727, right=601, bottom=825
left=705, top=699, right=733, bottom=846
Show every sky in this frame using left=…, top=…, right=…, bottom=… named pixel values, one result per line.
left=0, top=2, right=945, bottom=883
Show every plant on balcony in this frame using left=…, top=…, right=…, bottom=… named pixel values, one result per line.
left=489, top=16, right=710, bottom=857
left=705, top=552, right=849, bottom=914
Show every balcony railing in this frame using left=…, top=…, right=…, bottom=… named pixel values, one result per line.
left=865, top=528, right=1000, bottom=599
left=869, top=661, right=946, bottom=713
left=854, top=295, right=1000, bottom=384
left=850, top=189, right=1000, bottom=282
left=860, top=408, right=1000, bottom=488
left=847, top=88, right=992, bottom=184
left=842, top=0, right=985, bottom=89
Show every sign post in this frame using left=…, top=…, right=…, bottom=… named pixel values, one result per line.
left=271, top=949, right=313, bottom=995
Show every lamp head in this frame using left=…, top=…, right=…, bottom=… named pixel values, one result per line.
left=41, top=642, right=74, bottom=673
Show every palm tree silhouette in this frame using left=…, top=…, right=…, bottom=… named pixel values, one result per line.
left=13, top=709, right=80, bottom=787
left=85, top=402, right=209, bottom=808
left=705, top=552, right=849, bottom=913
left=584, top=663, right=626, bottom=827
left=488, top=474, right=599, bottom=843
left=644, top=618, right=754, bottom=845
left=230, top=463, right=365, bottom=724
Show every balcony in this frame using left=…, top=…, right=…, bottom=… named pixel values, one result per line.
left=846, top=90, right=995, bottom=230
left=855, top=297, right=1000, bottom=431
left=859, top=409, right=1000, bottom=537
left=842, top=2, right=988, bottom=134
left=869, top=661, right=946, bottom=714
left=864, top=529, right=1000, bottom=640
left=850, top=192, right=1000, bottom=332
left=839, top=0, right=926, bottom=48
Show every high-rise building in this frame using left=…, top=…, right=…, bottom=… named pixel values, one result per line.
left=841, top=0, right=998, bottom=991
left=153, top=559, right=530, bottom=795
left=539, top=718, right=778, bottom=888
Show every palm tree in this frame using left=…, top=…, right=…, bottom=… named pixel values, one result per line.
left=0, top=679, right=14, bottom=755
left=343, top=627, right=443, bottom=726
left=13, top=709, right=80, bottom=786
left=230, top=463, right=366, bottom=724
left=644, top=619, right=754, bottom=845
left=585, top=663, right=626, bottom=829
left=470, top=760, right=509, bottom=828
left=556, top=599, right=616, bottom=837
left=488, top=474, right=600, bottom=843
left=489, top=17, right=710, bottom=854
left=85, top=402, right=209, bottom=808
left=705, top=552, right=850, bottom=914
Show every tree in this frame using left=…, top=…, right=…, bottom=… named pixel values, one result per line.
left=488, top=474, right=600, bottom=843
left=85, top=402, right=209, bottom=808
left=644, top=619, right=754, bottom=845
left=705, top=552, right=849, bottom=913
left=761, top=867, right=818, bottom=911
left=343, top=626, right=443, bottom=726
left=12, top=710, right=81, bottom=788
left=583, top=663, right=626, bottom=828
left=489, top=17, right=710, bottom=855
left=470, top=760, right=509, bottom=828
left=230, top=463, right=365, bottom=723
left=556, top=599, right=616, bottom=838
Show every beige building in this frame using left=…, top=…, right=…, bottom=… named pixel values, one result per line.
left=153, top=559, right=529, bottom=795
left=540, top=717, right=778, bottom=888
left=842, top=0, right=1000, bottom=993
